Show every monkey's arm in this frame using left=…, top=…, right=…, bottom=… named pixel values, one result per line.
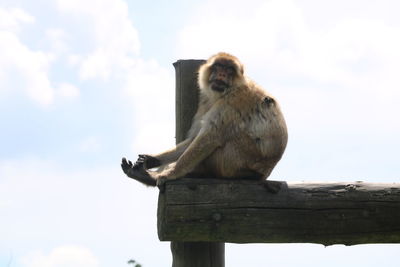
left=121, top=126, right=221, bottom=186
left=143, top=95, right=209, bottom=169
left=121, top=138, right=195, bottom=186
left=144, top=138, right=192, bottom=168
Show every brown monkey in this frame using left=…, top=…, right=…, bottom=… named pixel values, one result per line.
left=121, top=52, right=288, bottom=187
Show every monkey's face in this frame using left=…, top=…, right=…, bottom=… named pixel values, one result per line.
left=208, top=61, right=237, bottom=93
left=198, top=52, right=245, bottom=97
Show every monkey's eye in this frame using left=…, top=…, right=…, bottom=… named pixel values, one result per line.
left=212, top=63, right=223, bottom=69
left=226, top=67, right=235, bottom=75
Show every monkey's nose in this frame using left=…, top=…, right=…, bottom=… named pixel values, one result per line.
left=218, top=73, right=227, bottom=79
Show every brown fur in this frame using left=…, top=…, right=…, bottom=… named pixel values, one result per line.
left=121, top=52, right=288, bottom=186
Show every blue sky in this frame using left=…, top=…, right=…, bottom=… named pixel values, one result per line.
left=1, top=0, right=400, bottom=266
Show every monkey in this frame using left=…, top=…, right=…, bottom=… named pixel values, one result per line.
left=121, top=52, right=288, bottom=188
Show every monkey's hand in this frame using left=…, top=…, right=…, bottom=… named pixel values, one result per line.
left=137, top=154, right=161, bottom=169
left=121, top=157, right=156, bottom=186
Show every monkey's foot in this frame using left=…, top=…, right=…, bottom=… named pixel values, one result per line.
left=262, top=180, right=282, bottom=194
left=121, top=157, right=156, bottom=186
left=156, top=177, right=167, bottom=193
left=137, top=154, right=161, bottom=169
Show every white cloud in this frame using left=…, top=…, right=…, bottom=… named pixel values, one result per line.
left=123, top=59, right=176, bottom=154
left=177, top=0, right=400, bottom=135
left=177, top=0, right=400, bottom=83
left=0, top=8, right=86, bottom=107
left=56, top=0, right=177, bottom=154
left=56, top=82, right=80, bottom=99
left=0, top=29, right=54, bottom=106
left=21, top=246, right=99, bottom=267
left=0, top=1, right=144, bottom=107
left=56, top=0, right=140, bottom=80
left=0, top=7, right=56, bottom=107
left=0, top=7, right=35, bottom=32
left=176, top=0, right=302, bottom=60
left=79, top=136, right=101, bottom=152
left=0, top=158, right=169, bottom=267
left=55, top=0, right=176, bottom=155
left=45, top=28, right=70, bottom=56
left=6, top=2, right=175, bottom=163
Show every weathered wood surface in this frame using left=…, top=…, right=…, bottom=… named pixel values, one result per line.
left=173, top=59, right=205, bottom=142
left=158, top=178, right=400, bottom=246
left=170, top=242, right=224, bottom=267
left=171, top=59, right=224, bottom=267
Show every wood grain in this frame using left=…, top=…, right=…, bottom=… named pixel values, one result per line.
left=158, top=178, right=400, bottom=246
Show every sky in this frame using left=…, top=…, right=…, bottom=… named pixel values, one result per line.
left=1, top=0, right=400, bottom=266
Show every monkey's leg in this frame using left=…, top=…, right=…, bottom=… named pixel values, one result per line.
left=156, top=132, right=221, bottom=180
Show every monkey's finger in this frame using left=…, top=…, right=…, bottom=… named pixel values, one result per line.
left=138, top=154, right=147, bottom=161
left=121, top=163, right=128, bottom=172
left=121, top=158, right=130, bottom=172
left=136, top=158, right=145, bottom=164
left=133, top=160, right=144, bottom=169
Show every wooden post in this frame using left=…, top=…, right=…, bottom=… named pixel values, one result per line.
left=173, top=59, right=205, bottom=143
left=159, top=59, right=225, bottom=267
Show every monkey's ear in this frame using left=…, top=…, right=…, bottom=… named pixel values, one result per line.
left=238, top=65, right=244, bottom=76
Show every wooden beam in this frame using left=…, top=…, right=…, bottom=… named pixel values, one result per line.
left=158, top=178, right=400, bottom=246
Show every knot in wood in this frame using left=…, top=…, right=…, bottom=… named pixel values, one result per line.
left=345, top=184, right=357, bottom=192
left=187, top=183, right=197, bottom=190
left=212, top=212, right=222, bottom=222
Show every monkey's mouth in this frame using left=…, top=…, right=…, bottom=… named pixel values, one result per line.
left=211, top=80, right=227, bottom=92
